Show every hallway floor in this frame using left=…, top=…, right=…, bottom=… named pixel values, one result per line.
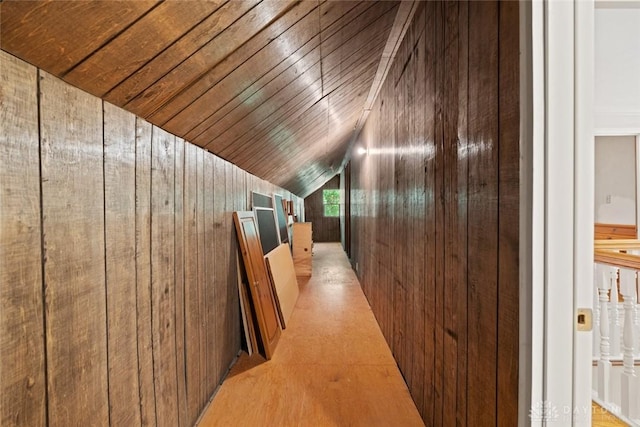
left=198, top=243, right=424, bottom=426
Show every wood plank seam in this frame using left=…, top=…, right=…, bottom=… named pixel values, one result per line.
left=60, top=3, right=165, bottom=78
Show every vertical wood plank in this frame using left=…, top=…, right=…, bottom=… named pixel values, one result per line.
left=104, top=102, right=141, bottom=426
left=173, top=138, right=188, bottom=427
left=467, top=1, right=499, bottom=425
left=196, top=148, right=207, bottom=409
left=150, top=127, right=178, bottom=427
left=222, top=162, right=235, bottom=371
left=0, top=51, right=46, bottom=427
left=433, top=2, right=446, bottom=424
left=456, top=2, right=469, bottom=425
left=135, top=118, right=157, bottom=427
left=409, top=3, right=427, bottom=417
left=204, top=152, right=216, bottom=399
left=39, top=71, right=109, bottom=426
left=213, top=156, right=227, bottom=384
left=442, top=2, right=463, bottom=426
left=232, top=166, right=245, bottom=354
left=497, top=2, right=520, bottom=425
left=183, top=143, right=200, bottom=425
left=422, top=1, right=437, bottom=423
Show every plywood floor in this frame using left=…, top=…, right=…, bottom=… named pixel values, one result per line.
left=198, top=243, right=424, bottom=426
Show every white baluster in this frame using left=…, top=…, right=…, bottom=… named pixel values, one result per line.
left=618, top=267, right=639, bottom=419
left=611, top=268, right=622, bottom=356
left=596, top=263, right=612, bottom=402
left=594, top=266, right=601, bottom=358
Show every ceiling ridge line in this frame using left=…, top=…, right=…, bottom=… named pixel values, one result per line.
left=340, top=1, right=419, bottom=171
left=192, top=16, right=394, bottom=148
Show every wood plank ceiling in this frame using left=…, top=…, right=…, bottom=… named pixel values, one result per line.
left=0, top=0, right=400, bottom=197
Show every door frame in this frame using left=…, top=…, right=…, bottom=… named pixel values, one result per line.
left=521, top=1, right=594, bottom=425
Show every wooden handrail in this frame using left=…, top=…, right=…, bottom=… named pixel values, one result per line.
left=594, top=239, right=640, bottom=250
left=594, top=249, right=640, bottom=270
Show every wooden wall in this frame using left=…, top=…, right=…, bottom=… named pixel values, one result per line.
left=347, top=1, right=519, bottom=425
left=0, top=50, right=303, bottom=427
left=304, top=175, right=341, bottom=242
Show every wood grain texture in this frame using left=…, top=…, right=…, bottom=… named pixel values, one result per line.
left=303, top=175, right=341, bottom=242
left=213, top=155, right=228, bottom=384
left=0, top=0, right=400, bottom=198
left=0, top=1, right=157, bottom=76
left=123, top=0, right=298, bottom=118
left=0, top=51, right=46, bottom=427
left=104, top=0, right=262, bottom=107
left=39, top=71, right=109, bottom=426
left=497, top=2, right=520, bottom=425
left=173, top=137, right=188, bottom=427
left=64, top=1, right=225, bottom=97
left=203, top=152, right=216, bottom=399
left=347, top=1, right=519, bottom=424
left=135, top=117, right=157, bottom=427
left=0, top=53, right=306, bottom=426
left=467, top=2, right=499, bottom=424
left=150, top=127, right=178, bottom=427
left=103, top=102, right=141, bottom=426
left=183, top=143, right=200, bottom=424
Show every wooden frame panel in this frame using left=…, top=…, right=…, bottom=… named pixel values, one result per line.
left=233, top=211, right=282, bottom=359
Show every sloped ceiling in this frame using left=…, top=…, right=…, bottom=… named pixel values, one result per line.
left=0, top=0, right=401, bottom=197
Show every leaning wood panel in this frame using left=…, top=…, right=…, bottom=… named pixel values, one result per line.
left=135, top=118, right=157, bottom=427
left=183, top=143, right=201, bottom=425
left=0, top=51, right=46, bottom=427
left=103, top=102, right=141, bottom=426
left=233, top=212, right=282, bottom=359
left=150, top=127, right=178, bottom=427
left=173, top=137, right=188, bottom=427
left=292, top=223, right=313, bottom=277
left=467, top=2, right=499, bottom=424
left=39, top=71, right=109, bottom=426
left=497, top=2, right=520, bottom=425
left=265, top=244, right=300, bottom=328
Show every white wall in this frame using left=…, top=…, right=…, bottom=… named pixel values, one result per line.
left=594, top=135, right=636, bottom=224
left=594, top=6, right=640, bottom=132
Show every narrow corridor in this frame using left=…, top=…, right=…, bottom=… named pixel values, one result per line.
left=198, top=243, right=424, bottom=426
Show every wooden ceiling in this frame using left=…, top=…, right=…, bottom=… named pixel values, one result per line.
left=1, top=0, right=401, bottom=197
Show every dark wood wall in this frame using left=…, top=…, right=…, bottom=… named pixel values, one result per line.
left=0, top=50, right=303, bottom=427
left=347, top=1, right=519, bottom=425
left=304, top=175, right=341, bottom=242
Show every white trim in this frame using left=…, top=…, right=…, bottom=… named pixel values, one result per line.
left=595, top=112, right=640, bottom=134
left=573, top=1, right=595, bottom=425
left=544, top=1, right=576, bottom=425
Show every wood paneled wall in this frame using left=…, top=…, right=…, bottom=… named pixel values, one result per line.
left=304, top=175, right=341, bottom=242
left=347, top=1, right=519, bottom=425
left=0, top=50, right=303, bottom=427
